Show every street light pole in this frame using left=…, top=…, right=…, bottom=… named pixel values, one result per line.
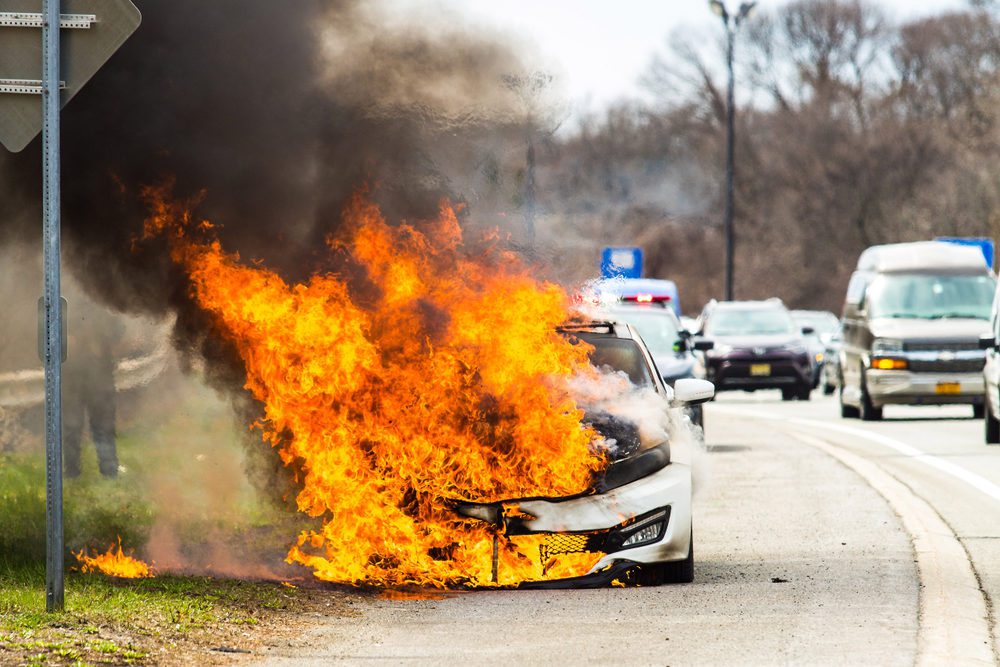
left=709, top=1, right=755, bottom=302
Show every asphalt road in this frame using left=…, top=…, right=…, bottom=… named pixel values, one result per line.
left=254, top=392, right=1000, bottom=666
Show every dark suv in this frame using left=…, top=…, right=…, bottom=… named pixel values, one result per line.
left=698, top=300, right=814, bottom=401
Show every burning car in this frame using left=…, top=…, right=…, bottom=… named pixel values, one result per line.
left=453, top=321, right=714, bottom=587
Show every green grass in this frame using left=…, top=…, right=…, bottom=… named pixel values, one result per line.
left=0, top=375, right=331, bottom=665
left=0, top=560, right=311, bottom=665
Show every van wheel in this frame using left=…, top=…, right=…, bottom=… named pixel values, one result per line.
left=859, top=368, right=883, bottom=421
left=839, top=383, right=859, bottom=418
left=987, top=407, right=1000, bottom=444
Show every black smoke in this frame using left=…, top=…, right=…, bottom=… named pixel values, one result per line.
left=0, top=0, right=538, bottom=498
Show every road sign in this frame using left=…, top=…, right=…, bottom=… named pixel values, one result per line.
left=0, top=0, right=140, bottom=152
left=1, top=0, right=139, bottom=614
left=601, top=247, right=643, bottom=280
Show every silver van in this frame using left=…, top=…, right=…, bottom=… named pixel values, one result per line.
left=839, top=242, right=995, bottom=420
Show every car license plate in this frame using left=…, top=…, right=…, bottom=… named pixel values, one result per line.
left=750, top=364, right=771, bottom=377
left=936, top=382, right=961, bottom=394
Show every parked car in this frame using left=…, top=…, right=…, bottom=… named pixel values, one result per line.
left=820, top=329, right=844, bottom=396
left=791, top=310, right=841, bottom=390
left=697, top=299, right=814, bottom=401
left=599, top=305, right=713, bottom=427
left=454, top=320, right=714, bottom=586
left=840, top=242, right=995, bottom=421
left=979, top=283, right=1000, bottom=443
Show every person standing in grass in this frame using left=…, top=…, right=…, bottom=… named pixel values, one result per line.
left=63, top=296, right=124, bottom=479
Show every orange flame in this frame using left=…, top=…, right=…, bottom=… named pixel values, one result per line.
left=75, top=538, right=154, bottom=579
left=143, top=187, right=610, bottom=588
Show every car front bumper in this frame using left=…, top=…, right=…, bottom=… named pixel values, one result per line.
left=454, top=461, right=692, bottom=582
left=517, top=461, right=692, bottom=570
left=706, top=357, right=811, bottom=391
left=866, top=370, right=984, bottom=405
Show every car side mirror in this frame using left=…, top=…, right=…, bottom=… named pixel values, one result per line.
left=671, top=378, right=715, bottom=407
left=692, top=339, right=714, bottom=352
left=979, top=333, right=997, bottom=351
left=801, top=326, right=815, bottom=335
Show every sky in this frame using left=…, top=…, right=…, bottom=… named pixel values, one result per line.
left=388, top=0, right=968, bottom=119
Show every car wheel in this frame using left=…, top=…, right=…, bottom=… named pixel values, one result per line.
left=839, top=382, right=859, bottom=419
left=797, top=384, right=812, bottom=401
left=690, top=405, right=704, bottom=431
left=661, top=528, right=694, bottom=584
left=859, top=368, right=883, bottom=421
left=973, top=404, right=985, bottom=420
left=987, top=407, right=1000, bottom=445
left=781, top=388, right=796, bottom=401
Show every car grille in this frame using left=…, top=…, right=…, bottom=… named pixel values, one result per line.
left=904, top=341, right=980, bottom=353
left=539, top=534, right=602, bottom=563
left=908, top=358, right=985, bottom=373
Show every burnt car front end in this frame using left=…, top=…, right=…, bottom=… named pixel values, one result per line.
left=451, top=322, right=712, bottom=587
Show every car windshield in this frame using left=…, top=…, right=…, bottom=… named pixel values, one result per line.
left=607, top=311, right=681, bottom=355
left=705, top=307, right=796, bottom=337
left=574, top=333, right=654, bottom=387
left=792, top=312, right=840, bottom=335
left=867, top=274, right=995, bottom=320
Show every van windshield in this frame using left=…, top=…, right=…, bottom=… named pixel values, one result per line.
left=867, top=274, right=995, bottom=320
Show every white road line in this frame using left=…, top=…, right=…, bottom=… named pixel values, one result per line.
left=794, top=431, right=996, bottom=666
left=714, top=406, right=1000, bottom=505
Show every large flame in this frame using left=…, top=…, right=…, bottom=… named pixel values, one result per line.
left=75, top=538, right=154, bottom=579
left=144, top=188, right=611, bottom=588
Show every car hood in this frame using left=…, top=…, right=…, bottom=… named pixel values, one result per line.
left=711, top=334, right=802, bottom=349
left=869, top=318, right=991, bottom=341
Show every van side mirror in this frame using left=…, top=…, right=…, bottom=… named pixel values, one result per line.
left=692, top=339, right=714, bottom=352
left=979, top=334, right=997, bottom=351
left=671, top=378, right=715, bottom=407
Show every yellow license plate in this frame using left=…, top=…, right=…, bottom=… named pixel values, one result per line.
left=936, top=382, right=961, bottom=394
left=750, top=364, right=771, bottom=377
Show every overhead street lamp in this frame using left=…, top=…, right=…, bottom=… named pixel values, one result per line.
left=709, top=1, right=755, bottom=302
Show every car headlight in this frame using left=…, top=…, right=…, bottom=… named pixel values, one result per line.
left=872, top=338, right=904, bottom=354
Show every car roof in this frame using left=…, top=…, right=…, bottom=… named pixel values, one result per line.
left=791, top=310, right=838, bottom=319
left=603, top=305, right=681, bottom=321
left=711, top=299, right=787, bottom=311
left=592, top=278, right=678, bottom=295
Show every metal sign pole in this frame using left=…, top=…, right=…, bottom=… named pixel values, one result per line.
left=42, top=0, right=64, bottom=613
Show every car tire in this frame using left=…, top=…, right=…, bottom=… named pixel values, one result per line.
left=797, top=384, right=812, bottom=401
left=691, top=405, right=704, bottom=431
left=987, top=407, right=1000, bottom=444
left=781, top=388, right=796, bottom=401
left=859, top=369, right=883, bottom=421
left=839, top=382, right=859, bottom=419
left=973, top=404, right=985, bottom=420
left=661, top=528, right=694, bottom=584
